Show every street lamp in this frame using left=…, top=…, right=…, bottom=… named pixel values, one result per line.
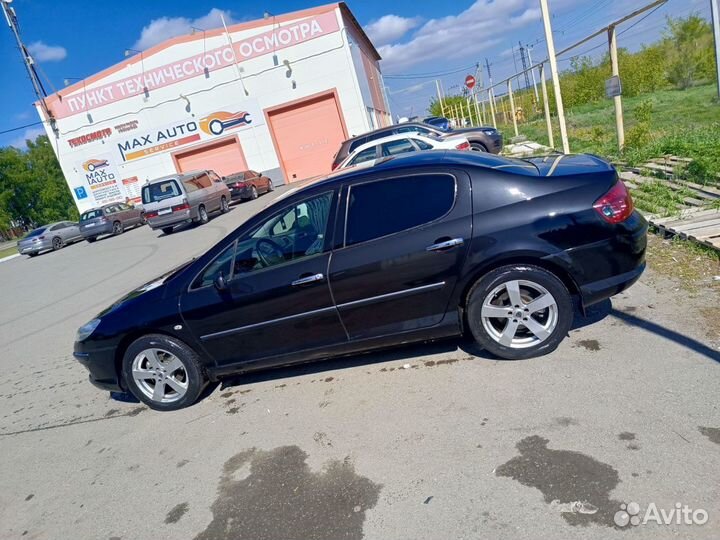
left=264, top=10, right=279, bottom=66
left=191, top=27, right=210, bottom=78
left=124, top=48, right=149, bottom=98
left=63, top=77, right=92, bottom=123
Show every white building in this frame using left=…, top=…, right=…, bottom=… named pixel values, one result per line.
left=37, top=2, right=391, bottom=212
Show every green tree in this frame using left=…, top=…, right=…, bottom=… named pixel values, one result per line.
left=664, top=14, right=715, bottom=89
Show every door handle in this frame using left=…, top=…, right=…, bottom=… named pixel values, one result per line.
left=291, top=273, right=325, bottom=286
left=426, top=238, right=464, bottom=252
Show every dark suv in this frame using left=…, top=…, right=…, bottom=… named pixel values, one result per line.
left=331, top=121, right=503, bottom=170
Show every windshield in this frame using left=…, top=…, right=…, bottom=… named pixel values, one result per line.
left=142, top=180, right=181, bottom=204
left=80, top=210, right=103, bottom=221
left=24, top=228, right=46, bottom=238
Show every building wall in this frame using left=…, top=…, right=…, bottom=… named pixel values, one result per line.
left=37, top=4, right=388, bottom=213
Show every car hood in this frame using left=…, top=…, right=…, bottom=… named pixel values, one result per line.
left=446, top=126, right=497, bottom=135
left=96, top=259, right=194, bottom=317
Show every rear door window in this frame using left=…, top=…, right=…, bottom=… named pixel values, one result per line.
left=412, top=138, right=434, bottom=150
left=348, top=147, right=378, bottom=166
left=143, top=180, right=182, bottom=203
left=345, top=174, right=455, bottom=246
left=380, top=139, right=416, bottom=157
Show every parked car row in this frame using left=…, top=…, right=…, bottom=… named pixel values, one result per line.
left=331, top=118, right=503, bottom=170
left=18, top=168, right=276, bottom=258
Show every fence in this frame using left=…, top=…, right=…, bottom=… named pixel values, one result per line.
left=435, top=0, right=672, bottom=154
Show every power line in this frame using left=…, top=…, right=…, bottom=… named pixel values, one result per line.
left=384, top=64, right=476, bottom=79
left=0, top=120, right=44, bottom=135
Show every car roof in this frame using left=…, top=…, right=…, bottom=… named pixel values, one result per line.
left=145, top=170, right=211, bottom=185
left=346, top=122, right=439, bottom=143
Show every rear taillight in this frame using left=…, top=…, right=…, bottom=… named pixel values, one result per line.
left=456, top=141, right=471, bottom=151
left=331, top=162, right=339, bottom=170
left=233, top=182, right=246, bottom=189
left=38, top=236, right=45, bottom=240
left=593, top=180, right=634, bottom=224
left=172, top=203, right=190, bottom=212
left=145, top=211, right=158, bottom=218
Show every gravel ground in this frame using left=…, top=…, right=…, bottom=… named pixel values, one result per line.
left=0, top=193, right=718, bottom=540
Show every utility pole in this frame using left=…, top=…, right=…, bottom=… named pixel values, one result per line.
left=608, top=25, right=625, bottom=150
left=539, top=63, right=555, bottom=149
left=485, top=58, right=496, bottom=109
left=519, top=41, right=531, bottom=89
left=435, top=79, right=446, bottom=117
left=526, top=44, right=540, bottom=103
left=711, top=0, right=720, bottom=100
left=1, top=0, right=57, bottom=136
left=539, top=0, right=570, bottom=154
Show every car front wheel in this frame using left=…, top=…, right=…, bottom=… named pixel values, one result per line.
left=220, top=196, right=229, bottom=213
left=122, top=334, right=207, bottom=411
left=470, top=142, right=487, bottom=152
left=466, top=265, right=572, bottom=360
left=196, top=205, right=209, bottom=224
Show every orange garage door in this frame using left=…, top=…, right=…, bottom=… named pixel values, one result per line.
left=268, top=93, right=347, bottom=182
left=174, top=137, right=247, bottom=177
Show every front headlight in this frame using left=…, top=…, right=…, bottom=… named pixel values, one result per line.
left=76, top=318, right=101, bottom=342
left=482, top=128, right=497, bottom=135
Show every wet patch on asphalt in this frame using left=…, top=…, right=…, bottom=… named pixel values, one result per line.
left=194, top=445, right=381, bottom=540
left=618, top=432, right=635, bottom=441
left=177, top=459, right=189, bottom=468
left=555, top=417, right=579, bottom=427
left=698, top=426, right=720, bottom=445
left=575, top=340, right=601, bottom=352
left=496, top=435, right=622, bottom=527
left=165, top=502, right=189, bottom=524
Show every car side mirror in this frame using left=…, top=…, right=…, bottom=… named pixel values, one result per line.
left=221, top=176, right=226, bottom=181
left=214, top=272, right=227, bottom=291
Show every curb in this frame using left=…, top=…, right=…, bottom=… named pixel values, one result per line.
left=0, top=253, right=20, bottom=264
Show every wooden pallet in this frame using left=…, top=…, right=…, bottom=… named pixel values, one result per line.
left=646, top=208, right=720, bottom=250
left=616, top=156, right=720, bottom=252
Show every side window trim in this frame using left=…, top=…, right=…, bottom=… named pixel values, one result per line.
left=342, top=172, right=458, bottom=248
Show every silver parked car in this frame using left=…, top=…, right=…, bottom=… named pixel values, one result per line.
left=79, top=202, right=145, bottom=242
left=18, top=221, right=83, bottom=257
left=142, top=170, right=231, bottom=235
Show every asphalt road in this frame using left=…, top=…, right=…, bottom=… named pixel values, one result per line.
left=0, top=190, right=718, bottom=540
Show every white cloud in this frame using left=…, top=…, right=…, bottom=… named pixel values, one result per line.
left=132, top=8, right=238, bottom=50
left=9, top=127, right=46, bottom=150
left=377, top=0, right=544, bottom=72
left=365, top=15, right=421, bottom=46
left=27, top=41, right=67, bottom=62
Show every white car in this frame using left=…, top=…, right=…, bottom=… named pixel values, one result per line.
left=337, top=132, right=471, bottom=170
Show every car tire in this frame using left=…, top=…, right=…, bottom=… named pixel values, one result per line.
left=86, top=237, right=97, bottom=243
left=465, top=264, right=573, bottom=360
left=112, top=221, right=123, bottom=235
left=267, top=181, right=274, bottom=192
left=250, top=186, right=258, bottom=200
left=28, top=252, right=38, bottom=257
left=162, top=227, right=174, bottom=235
left=196, top=205, right=209, bottom=224
left=470, top=142, right=487, bottom=152
left=52, top=237, right=63, bottom=251
left=121, top=334, right=207, bottom=411
left=220, top=196, right=229, bottom=213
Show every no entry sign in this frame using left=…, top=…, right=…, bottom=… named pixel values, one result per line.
left=465, top=75, right=476, bottom=89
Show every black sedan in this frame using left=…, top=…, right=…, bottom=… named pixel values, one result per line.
left=74, top=151, right=647, bottom=411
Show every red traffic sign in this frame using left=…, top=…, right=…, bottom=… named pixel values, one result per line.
left=465, top=75, right=476, bottom=89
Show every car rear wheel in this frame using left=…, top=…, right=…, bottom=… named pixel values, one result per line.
left=112, top=221, right=123, bottom=235
left=220, top=196, right=229, bottom=213
left=249, top=186, right=258, bottom=200
left=267, top=180, right=274, bottom=192
left=162, top=227, right=174, bottom=235
left=196, top=205, right=209, bottom=224
left=466, top=265, right=572, bottom=360
left=52, top=237, right=63, bottom=251
left=86, top=237, right=97, bottom=243
left=470, top=142, right=487, bottom=152
left=122, top=334, right=207, bottom=411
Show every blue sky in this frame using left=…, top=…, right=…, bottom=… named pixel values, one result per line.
left=0, top=0, right=711, bottom=147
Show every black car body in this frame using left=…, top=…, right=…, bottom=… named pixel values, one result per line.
left=74, top=151, right=646, bottom=410
left=332, top=122, right=503, bottom=170
left=223, top=170, right=274, bottom=201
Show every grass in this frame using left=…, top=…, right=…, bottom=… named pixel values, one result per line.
left=645, top=234, right=719, bottom=292
left=0, top=245, right=18, bottom=259
left=498, top=84, right=720, bottom=166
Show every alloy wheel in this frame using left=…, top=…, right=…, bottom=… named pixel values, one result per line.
left=52, top=238, right=62, bottom=250
left=131, top=348, right=189, bottom=404
left=480, top=279, right=559, bottom=349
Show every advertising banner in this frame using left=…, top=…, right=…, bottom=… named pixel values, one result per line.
left=72, top=154, right=127, bottom=207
